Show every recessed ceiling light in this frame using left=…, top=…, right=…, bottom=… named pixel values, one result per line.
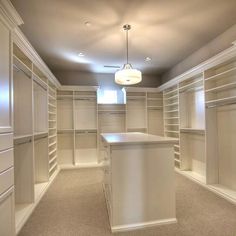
left=78, top=53, right=84, bottom=57
left=145, top=57, right=152, bottom=62
left=85, top=21, right=91, bottom=27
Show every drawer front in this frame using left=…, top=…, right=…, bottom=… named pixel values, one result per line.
left=0, top=168, right=14, bottom=195
left=0, top=149, right=13, bottom=173
left=0, top=133, right=13, bottom=151
left=0, top=187, right=14, bottom=236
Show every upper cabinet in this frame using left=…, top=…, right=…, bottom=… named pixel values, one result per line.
left=0, top=19, right=12, bottom=132
left=0, top=0, right=23, bottom=133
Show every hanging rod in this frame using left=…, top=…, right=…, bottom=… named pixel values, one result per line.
left=34, top=134, right=48, bottom=141
left=206, top=100, right=236, bottom=108
left=14, top=137, right=32, bottom=146
left=13, top=64, right=31, bottom=79
left=33, top=76, right=47, bottom=91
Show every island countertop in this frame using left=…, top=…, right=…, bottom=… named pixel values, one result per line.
left=101, top=132, right=178, bottom=145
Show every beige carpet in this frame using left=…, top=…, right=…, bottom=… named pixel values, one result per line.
left=19, top=169, right=236, bottom=236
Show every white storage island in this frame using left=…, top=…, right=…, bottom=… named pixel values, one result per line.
left=101, top=132, right=178, bottom=232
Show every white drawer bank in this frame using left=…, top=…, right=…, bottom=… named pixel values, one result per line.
left=101, top=132, right=178, bottom=233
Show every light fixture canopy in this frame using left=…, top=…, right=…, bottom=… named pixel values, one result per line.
left=115, top=24, right=142, bottom=85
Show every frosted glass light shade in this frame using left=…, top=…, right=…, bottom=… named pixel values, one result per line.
left=115, top=64, right=142, bottom=85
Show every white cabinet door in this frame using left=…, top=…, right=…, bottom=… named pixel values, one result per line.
left=0, top=187, right=15, bottom=236
left=0, top=20, right=12, bottom=133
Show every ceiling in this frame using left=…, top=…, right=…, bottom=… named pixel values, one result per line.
left=11, top=0, right=236, bottom=75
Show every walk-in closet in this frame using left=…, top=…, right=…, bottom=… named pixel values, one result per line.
left=1, top=0, right=236, bottom=235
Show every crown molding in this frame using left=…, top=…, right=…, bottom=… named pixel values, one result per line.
left=157, top=42, right=236, bottom=92
left=13, top=27, right=61, bottom=88
left=123, top=87, right=159, bottom=93
left=59, top=85, right=99, bottom=91
left=0, top=0, right=23, bottom=29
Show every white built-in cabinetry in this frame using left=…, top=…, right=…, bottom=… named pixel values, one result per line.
left=160, top=43, right=236, bottom=204
left=12, top=43, right=59, bottom=234
left=57, top=87, right=164, bottom=167
left=57, top=88, right=98, bottom=168
left=0, top=2, right=21, bottom=235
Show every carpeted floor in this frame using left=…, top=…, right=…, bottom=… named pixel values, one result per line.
left=19, top=169, right=236, bottom=236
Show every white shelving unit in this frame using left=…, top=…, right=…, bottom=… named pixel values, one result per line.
left=147, top=92, right=164, bottom=135
left=98, top=104, right=126, bottom=162
left=14, top=137, right=34, bottom=230
left=74, top=90, right=98, bottom=166
left=48, top=81, right=57, bottom=177
left=163, top=85, right=180, bottom=168
left=205, top=57, right=236, bottom=202
left=126, top=91, right=147, bottom=133
left=57, top=87, right=99, bottom=168
left=12, top=44, right=59, bottom=234
left=158, top=42, right=236, bottom=204
left=179, top=74, right=206, bottom=183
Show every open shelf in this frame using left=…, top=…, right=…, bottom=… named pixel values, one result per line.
left=57, top=131, right=74, bottom=166
left=180, top=132, right=206, bottom=183
left=57, top=93, right=73, bottom=130
left=34, top=136, right=49, bottom=200
left=74, top=91, right=97, bottom=130
left=13, top=62, right=33, bottom=138
left=33, top=77, right=48, bottom=134
left=14, top=137, right=34, bottom=230
left=126, top=92, right=147, bottom=131
left=163, top=85, right=180, bottom=140
left=205, top=60, right=236, bottom=107
left=75, top=130, right=97, bottom=165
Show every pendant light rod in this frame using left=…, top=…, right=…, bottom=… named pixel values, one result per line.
left=115, top=24, right=142, bottom=85
left=123, top=24, right=131, bottom=64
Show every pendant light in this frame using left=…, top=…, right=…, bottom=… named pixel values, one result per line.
left=115, top=24, right=142, bottom=85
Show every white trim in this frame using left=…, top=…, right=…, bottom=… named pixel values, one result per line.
left=175, top=169, right=236, bottom=206
left=124, top=87, right=159, bottom=93
left=59, top=85, right=99, bottom=91
left=111, top=218, right=177, bottom=233
left=16, top=168, right=60, bottom=235
left=157, top=43, right=236, bottom=91
left=13, top=28, right=61, bottom=88
left=59, top=162, right=104, bottom=170
left=0, top=0, right=23, bottom=29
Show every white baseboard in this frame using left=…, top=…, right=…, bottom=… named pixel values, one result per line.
left=175, top=168, right=236, bottom=205
left=111, top=218, right=177, bottom=233
left=59, top=162, right=104, bottom=170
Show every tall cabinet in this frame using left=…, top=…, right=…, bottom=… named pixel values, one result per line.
left=0, top=1, right=22, bottom=235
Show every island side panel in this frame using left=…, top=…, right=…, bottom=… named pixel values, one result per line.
left=111, top=143, right=176, bottom=229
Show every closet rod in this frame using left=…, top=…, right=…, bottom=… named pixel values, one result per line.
left=179, top=86, right=203, bottom=93
left=14, top=138, right=32, bottom=146
left=206, top=100, right=236, bottom=108
left=34, top=134, right=48, bottom=141
left=13, top=64, right=31, bottom=79
left=33, top=77, right=47, bottom=91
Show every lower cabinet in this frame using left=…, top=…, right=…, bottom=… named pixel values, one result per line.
left=0, top=187, right=15, bottom=236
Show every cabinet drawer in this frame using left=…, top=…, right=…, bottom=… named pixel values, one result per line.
left=0, top=133, right=13, bottom=151
left=0, top=149, right=13, bottom=173
left=0, top=168, right=14, bottom=195
left=0, top=187, right=14, bottom=236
